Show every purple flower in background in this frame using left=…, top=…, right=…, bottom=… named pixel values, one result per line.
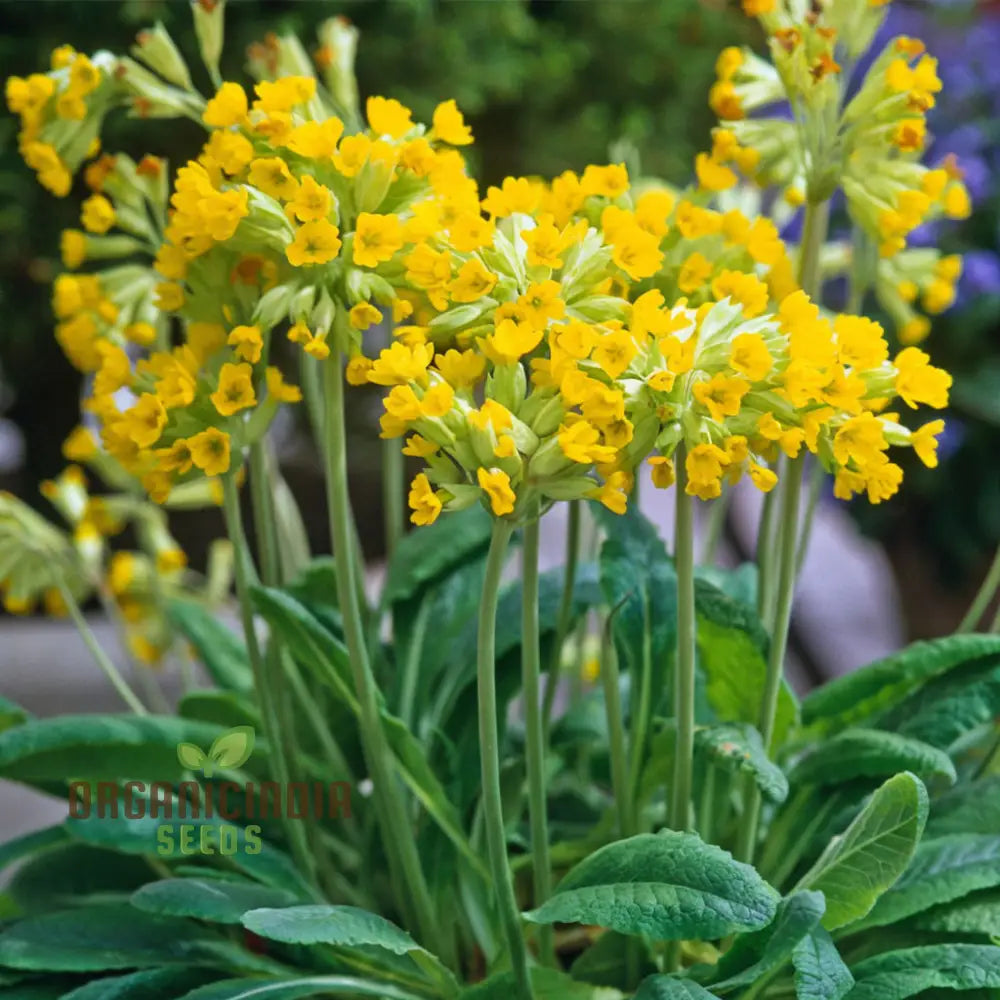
left=961, top=251, right=1000, bottom=297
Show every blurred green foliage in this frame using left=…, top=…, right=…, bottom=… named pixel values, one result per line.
left=0, top=0, right=746, bottom=492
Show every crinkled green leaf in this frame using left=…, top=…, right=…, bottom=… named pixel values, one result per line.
left=847, top=834, right=1000, bottom=933
left=695, top=723, right=788, bottom=804
left=242, top=904, right=421, bottom=954
left=386, top=505, right=492, bottom=604
left=929, top=777, right=1000, bottom=837
left=60, top=967, right=217, bottom=1000
left=177, top=976, right=421, bottom=1000
left=0, top=826, right=68, bottom=877
left=792, top=927, right=853, bottom=1000
left=0, top=715, right=226, bottom=785
left=167, top=600, right=252, bottom=693
left=791, top=729, right=956, bottom=787
left=633, top=977, right=722, bottom=999
left=0, top=905, right=273, bottom=973
left=131, top=879, right=297, bottom=924
left=525, top=831, right=778, bottom=940
left=801, top=635, right=1000, bottom=735
left=846, top=944, right=1000, bottom=1000
left=915, top=887, right=1000, bottom=937
left=794, top=772, right=928, bottom=930
left=711, top=891, right=825, bottom=990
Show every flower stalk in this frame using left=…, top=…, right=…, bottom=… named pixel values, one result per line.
left=522, top=519, right=554, bottom=966
left=322, top=343, right=439, bottom=951
left=479, top=520, right=533, bottom=1000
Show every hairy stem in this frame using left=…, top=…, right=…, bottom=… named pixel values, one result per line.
left=542, top=500, right=581, bottom=733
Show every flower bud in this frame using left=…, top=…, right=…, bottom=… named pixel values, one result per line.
left=191, top=0, right=225, bottom=83
left=317, top=17, right=360, bottom=124
left=132, top=23, right=193, bottom=90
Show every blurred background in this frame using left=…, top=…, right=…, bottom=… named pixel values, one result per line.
left=0, top=0, right=998, bottom=658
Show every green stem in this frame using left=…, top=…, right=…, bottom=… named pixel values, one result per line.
left=542, top=500, right=581, bottom=733
left=479, top=521, right=533, bottom=1000
left=601, top=618, right=633, bottom=838
left=59, top=580, right=147, bottom=715
left=974, top=726, right=1000, bottom=780
left=699, top=764, right=717, bottom=845
left=221, top=475, right=318, bottom=892
left=322, top=346, right=438, bottom=951
left=628, top=588, right=654, bottom=816
left=959, top=544, right=1000, bottom=632
left=398, top=595, right=431, bottom=730
left=701, top=490, right=731, bottom=566
left=795, top=459, right=824, bottom=578
left=756, top=472, right=781, bottom=625
left=250, top=441, right=281, bottom=585
left=671, top=447, right=696, bottom=833
left=382, top=435, right=405, bottom=559
left=738, top=455, right=805, bottom=863
left=797, top=198, right=830, bottom=299
left=522, top=520, right=555, bottom=967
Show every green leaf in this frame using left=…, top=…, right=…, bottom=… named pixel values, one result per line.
left=696, top=580, right=797, bottom=749
left=131, top=878, right=297, bottom=924
left=167, top=600, right=252, bottom=693
left=790, top=729, right=956, bottom=787
left=0, top=905, right=268, bottom=972
left=711, top=891, right=825, bottom=990
left=208, top=727, right=255, bottom=770
left=695, top=723, right=788, bottom=804
left=915, top=887, right=1000, bottom=937
left=242, top=904, right=421, bottom=954
left=846, top=944, right=1000, bottom=1000
left=929, top=776, right=1000, bottom=837
left=569, top=929, right=655, bottom=989
left=791, top=927, right=853, bottom=1000
left=380, top=711, right=488, bottom=880
left=176, top=976, right=422, bottom=1000
left=249, top=587, right=357, bottom=710
left=463, top=967, right=623, bottom=999
left=386, top=505, right=492, bottom=604
left=696, top=563, right=758, bottom=611
left=65, top=814, right=313, bottom=900
left=633, top=978, right=722, bottom=1000
left=793, top=772, right=928, bottom=930
left=847, top=834, right=1000, bottom=933
left=0, top=694, right=30, bottom=734
left=61, top=968, right=217, bottom=1000
left=0, top=826, right=68, bottom=876
left=0, top=715, right=227, bottom=785
left=801, top=635, right=1000, bottom=736
left=178, top=692, right=259, bottom=732
left=243, top=906, right=458, bottom=997
left=524, top=831, right=778, bottom=940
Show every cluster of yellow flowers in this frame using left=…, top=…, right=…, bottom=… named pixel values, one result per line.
left=706, top=0, right=971, bottom=346
left=2, top=4, right=955, bottom=544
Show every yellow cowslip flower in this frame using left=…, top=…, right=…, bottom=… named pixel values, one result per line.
left=610, top=224, right=664, bottom=282
left=449, top=212, right=495, bottom=252
left=419, top=382, right=454, bottom=418
left=408, top=473, right=443, bottom=525
left=685, top=443, right=730, bottom=500
left=832, top=412, right=887, bottom=467
left=253, top=76, right=315, bottom=114
left=749, top=462, right=777, bottom=493
left=187, top=427, right=231, bottom=477
left=156, top=438, right=194, bottom=475
left=265, top=366, right=302, bottom=404
left=202, top=130, right=254, bottom=176
left=558, top=421, right=617, bottom=466
left=248, top=157, right=300, bottom=201
left=695, top=152, right=737, bottom=192
left=353, top=212, right=404, bottom=268
left=346, top=355, right=374, bottom=385
left=285, top=175, right=333, bottom=223
left=434, top=348, right=486, bottom=389
left=63, top=426, right=97, bottom=462
left=592, top=329, right=637, bottom=380
left=522, top=215, right=584, bottom=270
left=729, top=333, right=773, bottom=381
left=894, top=347, right=951, bottom=409
left=834, top=315, right=888, bottom=371
left=285, top=117, right=344, bottom=159
left=203, top=82, right=248, bottom=126
left=448, top=257, right=497, bottom=303
left=122, top=394, right=167, bottom=448
left=911, top=419, right=944, bottom=468
left=211, top=362, right=257, bottom=416
left=678, top=252, right=714, bottom=294
left=402, top=434, right=440, bottom=459
left=366, top=95, right=413, bottom=138
left=368, top=342, right=434, bottom=387
left=487, top=317, right=544, bottom=364
left=61, top=229, right=87, bottom=269
left=648, top=455, right=675, bottom=489
left=81, top=194, right=115, bottom=234
left=481, top=176, right=542, bottom=219
left=580, top=163, right=629, bottom=199
left=286, top=219, right=342, bottom=267
left=349, top=303, right=383, bottom=330
left=692, top=374, right=750, bottom=423
left=431, top=99, right=473, bottom=146
left=477, top=467, right=516, bottom=517
left=227, top=324, right=263, bottom=364
left=712, top=270, right=769, bottom=318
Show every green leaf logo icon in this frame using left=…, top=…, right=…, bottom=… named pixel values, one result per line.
left=177, top=726, right=255, bottom=777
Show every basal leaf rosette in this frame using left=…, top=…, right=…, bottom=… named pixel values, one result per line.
left=619, top=288, right=951, bottom=503
left=706, top=0, right=970, bottom=345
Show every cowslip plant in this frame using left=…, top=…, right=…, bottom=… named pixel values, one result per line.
left=0, top=2, right=998, bottom=1000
